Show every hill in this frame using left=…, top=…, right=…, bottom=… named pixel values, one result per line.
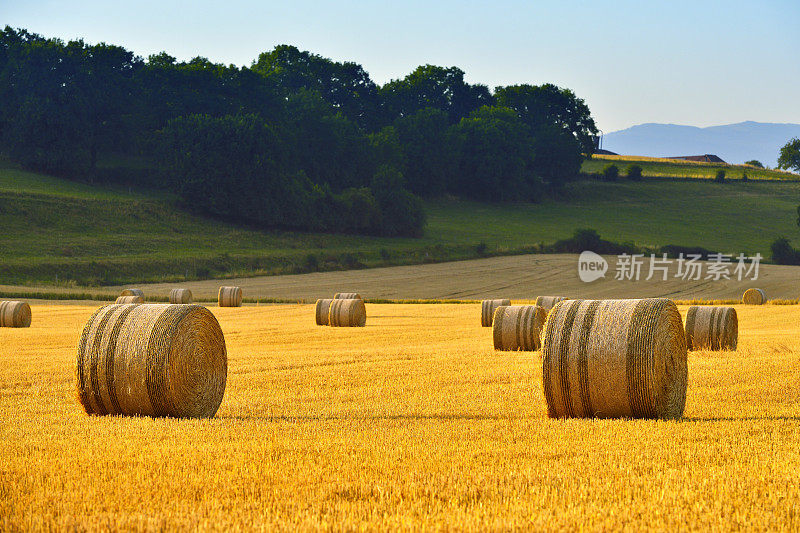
left=581, top=154, right=799, bottom=180
left=602, top=121, right=800, bottom=167
left=3, top=160, right=800, bottom=287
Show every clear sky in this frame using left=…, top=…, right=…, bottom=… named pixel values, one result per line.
left=3, top=0, right=799, bottom=132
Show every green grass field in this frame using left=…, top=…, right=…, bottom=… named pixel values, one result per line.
left=582, top=154, right=799, bottom=181
left=2, top=159, right=800, bottom=286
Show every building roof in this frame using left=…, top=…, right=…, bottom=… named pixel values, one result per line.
left=665, top=154, right=726, bottom=163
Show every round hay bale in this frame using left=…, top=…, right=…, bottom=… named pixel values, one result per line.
left=685, top=306, right=738, bottom=351
left=535, top=296, right=568, bottom=313
left=315, top=299, right=334, bottom=326
left=115, top=295, right=144, bottom=304
left=0, top=301, right=31, bottom=328
left=218, top=286, right=243, bottom=307
left=742, top=288, right=767, bottom=305
left=334, top=292, right=362, bottom=300
left=481, top=299, right=511, bottom=327
left=329, top=298, right=366, bottom=327
left=169, top=288, right=193, bottom=304
left=120, top=288, right=144, bottom=298
left=76, top=303, right=227, bottom=418
left=492, top=305, right=547, bottom=351
left=541, top=298, right=687, bottom=420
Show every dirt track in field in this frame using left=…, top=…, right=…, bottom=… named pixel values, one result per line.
left=100, top=253, right=799, bottom=301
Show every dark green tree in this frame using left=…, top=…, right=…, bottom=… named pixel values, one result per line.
left=771, top=237, right=800, bottom=265
left=252, top=45, right=379, bottom=130
left=379, top=65, right=492, bottom=124
left=283, top=89, right=374, bottom=191
left=368, top=125, right=404, bottom=174
left=530, top=124, right=584, bottom=186
left=1, top=34, right=90, bottom=173
left=495, top=83, right=598, bottom=155
left=156, top=113, right=292, bottom=225
left=450, top=106, right=541, bottom=201
left=744, top=159, right=763, bottom=168
left=370, top=165, right=426, bottom=237
left=393, top=107, right=455, bottom=196
left=627, top=164, right=643, bottom=181
left=602, top=164, right=619, bottom=181
left=778, top=138, right=800, bottom=172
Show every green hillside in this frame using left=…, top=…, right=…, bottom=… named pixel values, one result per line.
left=2, top=160, right=800, bottom=286
left=582, top=154, right=799, bottom=181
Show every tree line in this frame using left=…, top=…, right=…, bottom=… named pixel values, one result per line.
left=0, top=27, right=598, bottom=237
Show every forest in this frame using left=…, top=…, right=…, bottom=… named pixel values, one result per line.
left=0, top=27, right=597, bottom=236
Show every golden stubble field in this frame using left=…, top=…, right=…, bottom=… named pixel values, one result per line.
left=2, top=302, right=800, bottom=530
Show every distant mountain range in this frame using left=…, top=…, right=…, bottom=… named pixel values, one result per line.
left=601, top=121, right=800, bottom=167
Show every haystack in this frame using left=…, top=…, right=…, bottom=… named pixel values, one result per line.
left=120, top=289, right=144, bottom=298
left=535, top=296, right=568, bottom=313
left=0, top=301, right=31, bottom=328
left=481, top=299, right=511, bottom=327
left=334, top=292, right=362, bottom=300
left=115, top=295, right=144, bottom=304
left=329, top=298, right=366, bottom=327
left=541, top=298, right=687, bottom=419
left=742, top=288, right=766, bottom=305
left=76, top=303, right=227, bottom=418
left=169, top=288, right=193, bottom=304
left=315, top=299, right=333, bottom=326
left=492, top=305, right=547, bottom=351
left=685, top=306, right=738, bottom=351
left=218, top=286, right=243, bottom=307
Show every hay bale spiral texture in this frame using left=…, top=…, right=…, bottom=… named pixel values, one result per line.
left=329, top=298, right=366, bottom=327
left=115, top=295, right=144, bottom=304
left=218, top=286, right=243, bottom=307
left=315, top=299, right=333, bottom=326
left=542, top=298, right=687, bottom=420
left=685, top=306, right=738, bottom=351
left=76, top=303, right=227, bottom=418
left=492, top=305, right=547, bottom=351
left=481, top=299, right=511, bottom=327
left=742, top=288, right=767, bottom=305
left=120, top=288, right=144, bottom=298
left=169, top=288, right=193, bottom=304
left=0, top=301, right=31, bottom=328
left=334, top=292, right=362, bottom=300
left=535, top=296, right=568, bottom=312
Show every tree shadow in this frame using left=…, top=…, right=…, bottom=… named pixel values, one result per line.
left=220, top=413, right=525, bottom=422
left=683, top=416, right=800, bottom=422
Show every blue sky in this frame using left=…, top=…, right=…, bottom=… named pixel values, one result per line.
left=3, top=0, right=799, bottom=132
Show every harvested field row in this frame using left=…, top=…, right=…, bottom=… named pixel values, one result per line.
left=87, top=253, right=800, bottom=302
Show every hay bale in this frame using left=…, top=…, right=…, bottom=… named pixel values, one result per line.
left=492, top=305, right=547, bottom=351
left=76, top=303, right=227, bottom=418
left=334, top=292, right=362, bottom=300
left=535, top=296, right=568, bottom=312
left=0, top=301, right=31, bottom=328
left=169, top=288, right=193, bottom=304
left=218, top=286, right=243, bottom=307
left=542, top=298, right=687, bottom=420
left=329, top=298, right=366, bottom=327
left=481, top=299, right=511, bottom=327
left=742, top=288, right=767, bottom=305
left=120, top=288, right=144, bottom=298
left=115, top=295, right=144, bottom=304
left=315, top=299, right=334, bottom=326
left=685, top=306, right=738, bottom=351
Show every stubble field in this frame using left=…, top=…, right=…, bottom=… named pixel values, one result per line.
left=2, top=302, right=800, bottom=529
